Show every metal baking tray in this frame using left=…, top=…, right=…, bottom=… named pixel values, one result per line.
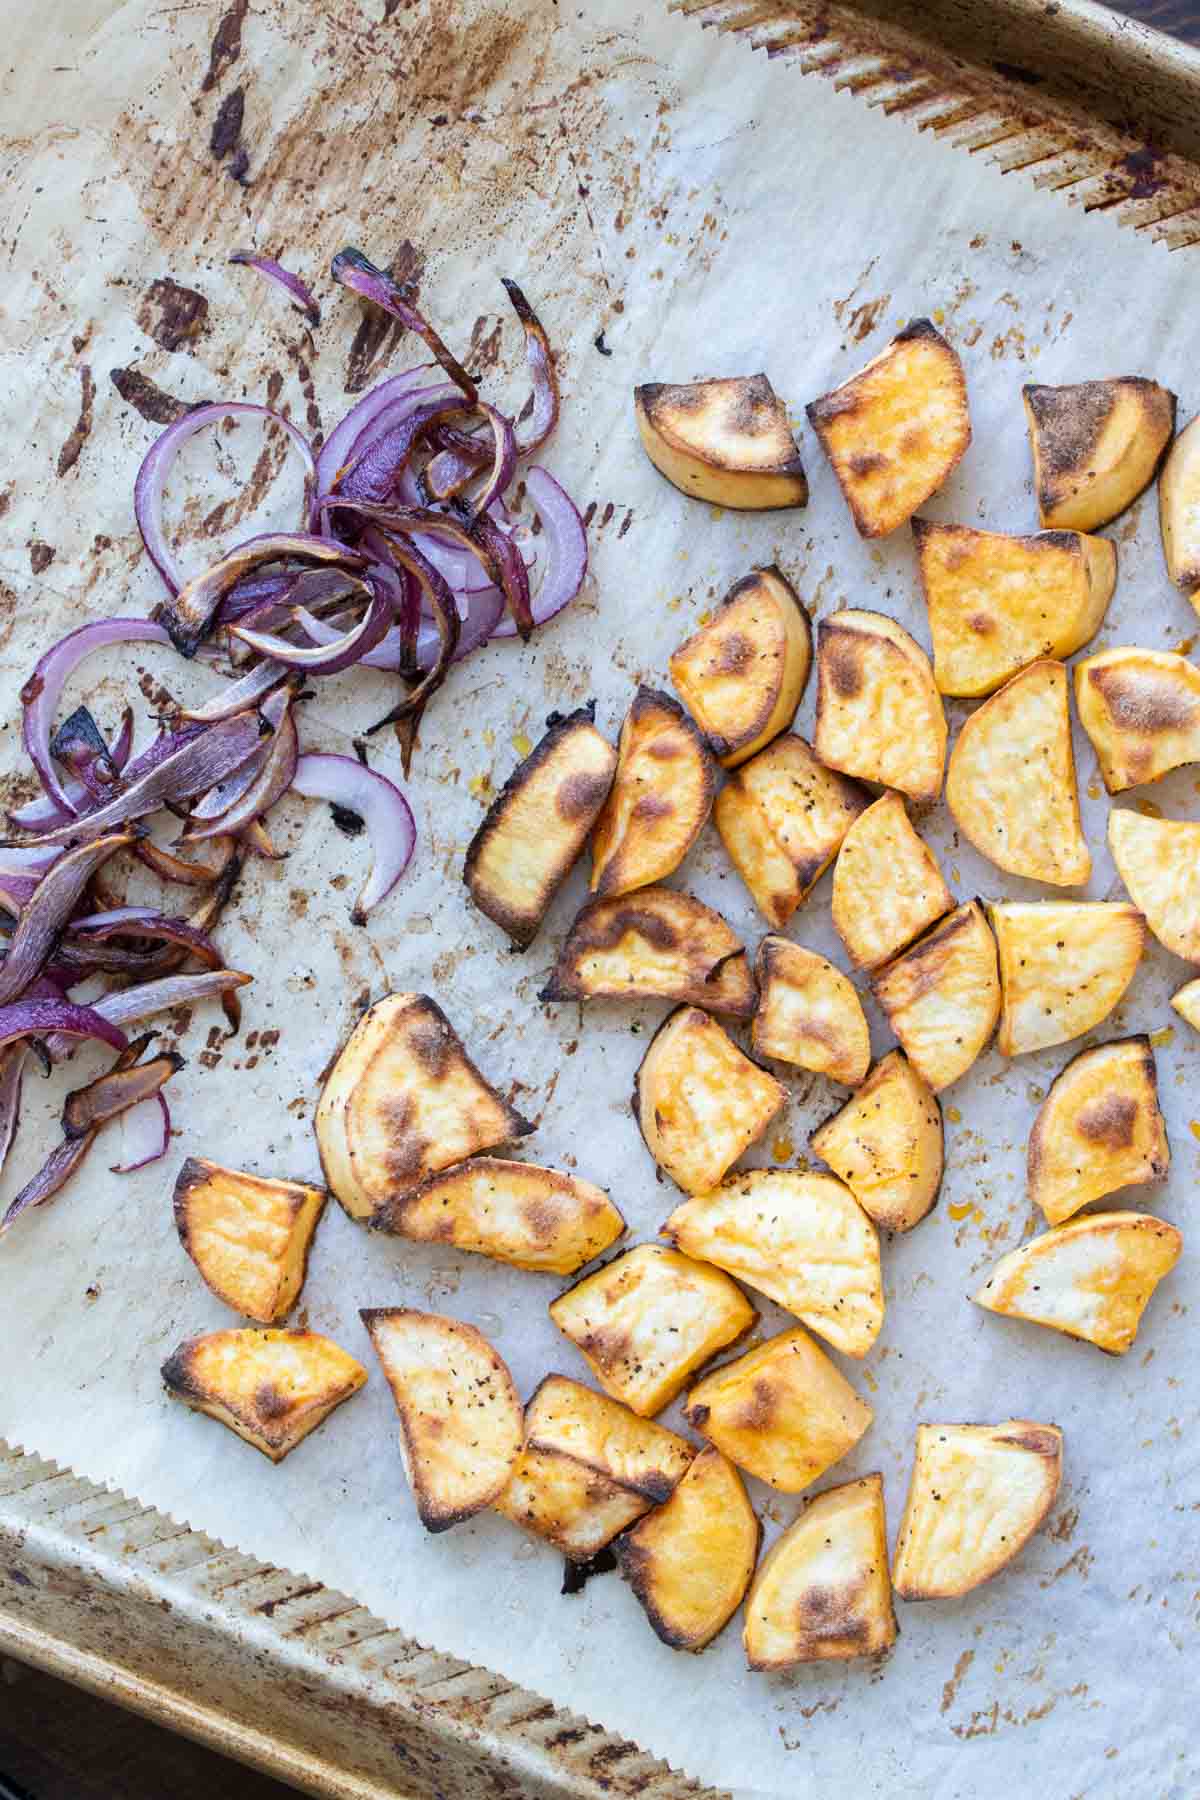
left=4, top=3, right=1200, bottom=1795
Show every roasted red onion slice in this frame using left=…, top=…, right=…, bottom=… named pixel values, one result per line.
left=470, top=509, right=533, bottom=640
left=162, top=532, right=366, bottom=658
left=0, top=847, right=61, bottom=878
left=182, top=702, right=298, bottom=841
left=66, top=911, right=226, bottom=976
left=0, top=1000, right=128, bottom=1059
left=111, top=1093, right=171, bottom=1173
left=135, top=402, right=316, bottom=597
left=0, top=830, right=134, bottom=1008
left=50, top=705, right=120, bottom=800
left=489, top=467, right=587, bottom=639
left=0, top=1133, right=96, bottom=1234
left=133, top=838, right=233, bottom=886
left=0, top=1045, right=26, bottom=1182
left=180, top=659, right=289, bottom=723
left=20, top=711, right=266, bottom=845
left=21, top=619, right=171, bottom=818
left=230, top=575, right=392, bottom=672
left=291, top=753, right=415, bottom=923
left=363, top=536, right=460, bottom=766
left=313, top=367, right=435, bottom=499
left=502, top=278, right=559, bottom=454
left=331, top=392, right=468, bottom=510
left=45, top=969, right=251, bottom=1061
left=63, top=1042, right=183, bottom=1139
left=229, top=251, right=321, bottom=325
left=332, top=247, right=477, bottom=405
left=296, top=581, right=504, bottom=672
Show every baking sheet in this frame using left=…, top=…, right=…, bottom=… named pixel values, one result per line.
left=1, top=1, right=1198, bottom=1794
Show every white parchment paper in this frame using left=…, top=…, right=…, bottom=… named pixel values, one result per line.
left=1, top=1, right=1197, bottom=1793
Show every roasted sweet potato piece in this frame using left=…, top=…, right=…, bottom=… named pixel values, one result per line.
left=494, top=1375, right=694, bottom=1558
left=945, top=660, right=1090, bottom=886
left=315, top=993, right=532, bottom=1221
left=463, top=705, right=617, bottom=948
left=635, top=374, right=808, bottom=510
left=974, top=1212, right=1181, bottom=1355
left=549, top=1243, right=756, bottom=1416
left=831, top=791, right=952, bottom=970
left=810, top=1050, right=943, bottom=1233
left=1160, top=414, right=1200, bottom=602
left=1171, top=976, right=1200, bottom=1031
left=892, top=1421, right=1062, bottom=1599
left=814, top=612, right=946, bottom=805
left=1023, top=377, right=1175, bottom=531
left=751, top=937, right=869, bottom=1085
left=664, top=1168, right=884, bottom=1357
left=539, top=886, right=755, bottom=1018
left=372, top=1157, right=624, bottom=1275
left=714, top=733, right=868, bottom=928
left=1108, top=808, right=1200, bottom=962
left=744, top=1473, right=896, bottom=1668
left=634, top=1006, right=786, bottom=1195
left=617, top=1448, right=759, bottom=1652
left=806, top=318, right=970, bottom=538
left=1028, top=1037, right=1168, bottom=1225
left=683, top=1326, right=872, bottom=1493
left=1075, top=647, right=1200, bottom=794
left=161, top=1328, right=366, bottom=1462
left=590, top=688, right=715, bottom=898
left=361, top=1309, right=523, bottom=1529
left=991, top=902, right=1145, bottom=1057
left=916, top=519, right=1116, bottom=698
left=871, top=902, right=1000, bottom=1092
left=173, top=1158, right=327, bottom=1325
left=669, top=565, right=811, bottom=767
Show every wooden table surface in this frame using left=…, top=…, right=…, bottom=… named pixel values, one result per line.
left=0, top=3, right=1194, bottom=1795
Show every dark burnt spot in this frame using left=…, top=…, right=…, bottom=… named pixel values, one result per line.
left=1119, top=144, right=1166, bottom=201
left=639, top=1471, right=677, bottom=1505
left=253, top=1382, right=293, bottom=1421
left=1025, top=381, right=1116, bottom=486
left=110, top=366, right=207, bottom=425
left=1090, top=666, right=1197, bottom=735
left=823, top=631, right=863, bottom=698
left=209, top=84, right=244, bottom=160
left=557, top=771, right=610, bottom=820
left=725, top=373, right=780, bottom=439
left=580, top=1326, right=633, bottom=1372
left=344, top=240, right=425, bottom=393
left=734, top=1376, right=777, bottom=1432
left=408, top=1016, right=452, bottom=1079
left=594, top=331, right=613, bottom=357
left=999, top=1426, right=1059, bottom=1459
left=1077, top=1093, right=1138, bottom=1149
left=586, top=904, right=679, bottom=953
left=201, top=0, right=249, bottom=92
left=56, top=365, right=94, bottom=477
left=848, top=452, right=887, bottom=478
left=561, top=1544, right=616, bottom=1594
left=520, top=1193, right=561, bottom=1244
left=968, top=612, right=996, bottom=636
left=330, top=802, right=366, bottom=837
left=895, top=317, right=942, bottom=345
left=715, top=630, right=753, bottom=674
left=138, top=279, right=209, bottom=353
left=632, top=793, right=673, bottom=823
left=28, top=542, right=55, bottom=575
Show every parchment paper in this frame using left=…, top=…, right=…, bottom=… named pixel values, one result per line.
left=1, top=1, right=1197, bottom=1794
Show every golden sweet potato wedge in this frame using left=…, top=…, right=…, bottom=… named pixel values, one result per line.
left=664, top=1168, right=883, bottom=1357
left=991, top=902, right=1145, bottom=1057
left=549, top=1243, right=755, bottom=1417
left=946, top=660, right=1090, bottom=886
left=974, top=1211, right=1181, bottom=1355
left=814, top=612, right=947, bottom=805
left=831, top=791, right=952, bottom=970
left=361, top=1310, right=522, bottom=1529
left=635, top=375, right=808, bottom=511
left=1075, top=647, right=1200, bottom=794
left=1172, top=976, right=1200, bottom=1030
left=464, top=705, right=617, bottom=948
left=634, top=1006, right=786, bottom=1195
left=617, top=1447, right=760, bottom=1652
left=744, top=1473, right=896, bottom=1668
left=539, top=887, right=755, bottom=1018
left=683, top=1326, right=873, bottom=1493
left=494, top=1374, right=694, bottom=1558
left=714, top=733, right=868, bottom=928
left=916, top=519, right=1116, bottom=699
left=806, top=319, right=970, bottom=538
left=669, top=565, right=811, bottom=768
left=751, top=937, right=869, bottom=1085
left=810, top=1051, right=943, bottom=1234
left=1109, top=808, right=1200, bottom=961
left=1160, top=413, right=1200, bottom=601
left=590, top=688, right=715, bottom=898
left=173, top=1158, right=327, bottom=1325
left=372, top=1157, right=624, bottom=1275
left=892, top=1421, right=1062, bottom=1600
left=161, top=1328, right=366, bottom=1462
left=1024, top=378, right=1175, bottom=531
left=871, top=902, right=1000, bottom=1092
left=1028, top=1037, right=1168, bottom=1226
left=316, top=994, right=533, bottom=1221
